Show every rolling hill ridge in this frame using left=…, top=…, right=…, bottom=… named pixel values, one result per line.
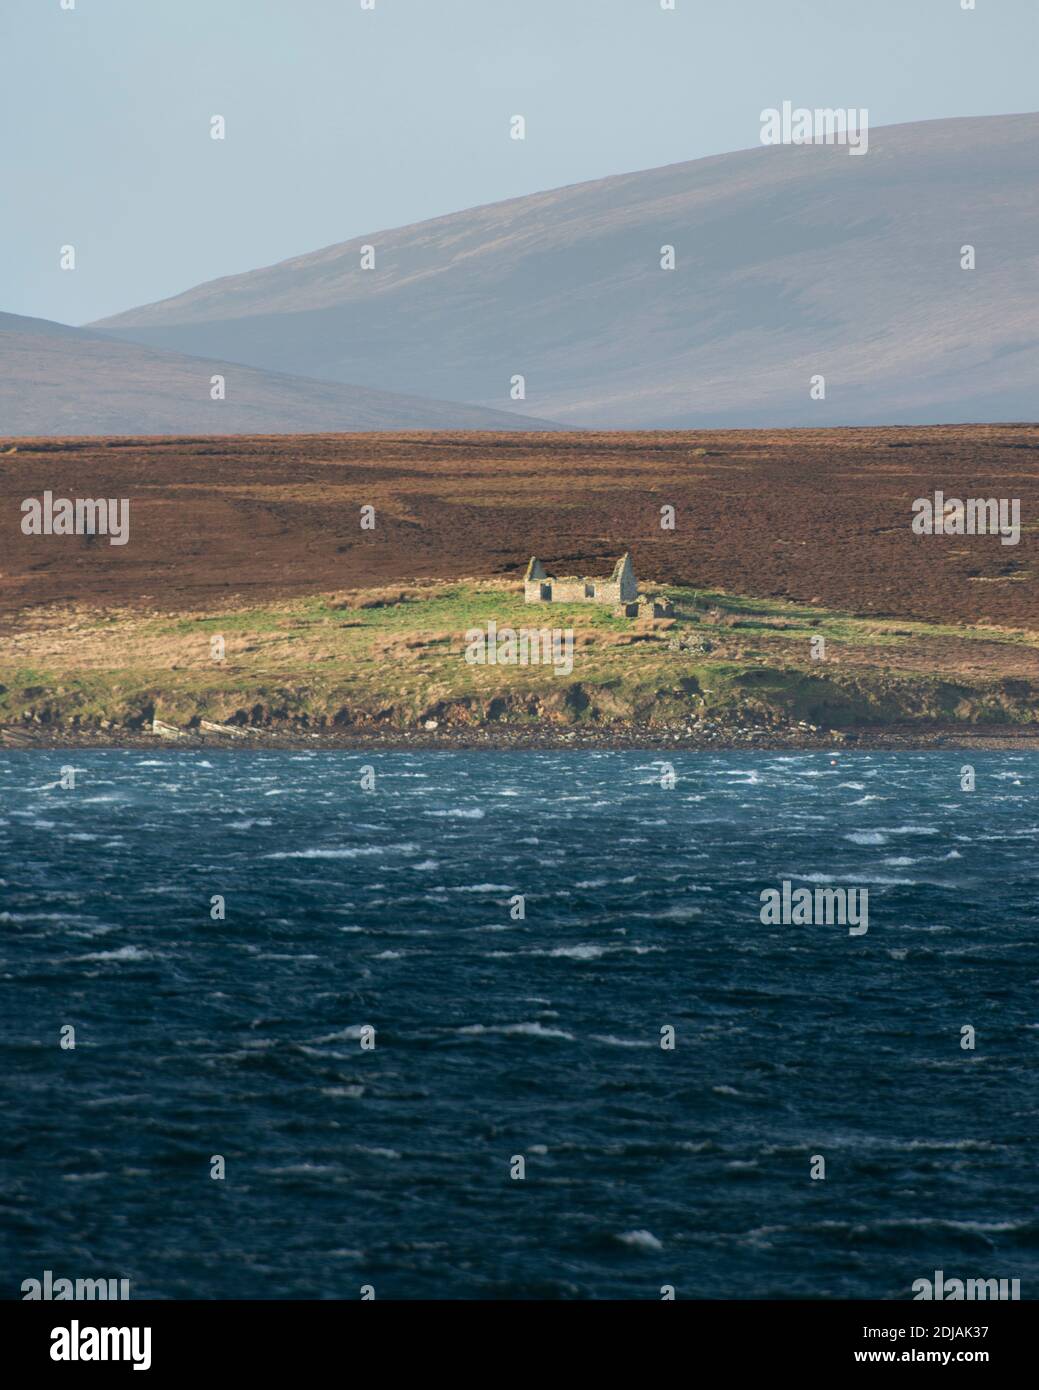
left=0, top=312, right=559, bottom=436
left=93, top=114, right=1039, bottom=428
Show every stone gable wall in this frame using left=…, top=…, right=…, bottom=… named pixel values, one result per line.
left=524, top=556, right=635, bottom=606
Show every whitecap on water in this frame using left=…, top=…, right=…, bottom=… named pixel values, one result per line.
left=262, top=847, right=383, bottom=859
left=310, top=1026, right=372, bottom=1043
left=449, top=883, right=513, bottom=893
left=458, top=1022, right=575, bottom=1040
left=75, top=945, right=151, bottom=963
left=615, top=1229, right=663, bottom=1251
left=536, top=944, right=605, bottom=961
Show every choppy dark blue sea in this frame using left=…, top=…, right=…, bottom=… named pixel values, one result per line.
left=2, top=749, right=1037, bottom=1299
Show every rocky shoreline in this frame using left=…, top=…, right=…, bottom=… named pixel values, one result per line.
left=3, top=720, right=1037, bottom=753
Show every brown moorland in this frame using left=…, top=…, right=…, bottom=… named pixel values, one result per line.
left=1, top=427, right=1036, bottom=630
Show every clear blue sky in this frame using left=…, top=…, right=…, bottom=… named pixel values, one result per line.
left=1, top=0, right=1035, bottom=325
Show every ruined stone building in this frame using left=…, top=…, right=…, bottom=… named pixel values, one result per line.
left=523, top=553, right=673, bottom=618
left=524, top=554, right=637, bottom=605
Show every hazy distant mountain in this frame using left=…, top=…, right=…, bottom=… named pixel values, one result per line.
left=0, top=313, right=558, bottom=436
left=92, top=114, right=1039, bottom=428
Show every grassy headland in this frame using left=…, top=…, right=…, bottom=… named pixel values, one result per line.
left=3, top=581, right=1037, bottom=748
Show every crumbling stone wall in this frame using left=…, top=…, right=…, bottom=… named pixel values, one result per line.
left=524, top=553, right=637, bottom=605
